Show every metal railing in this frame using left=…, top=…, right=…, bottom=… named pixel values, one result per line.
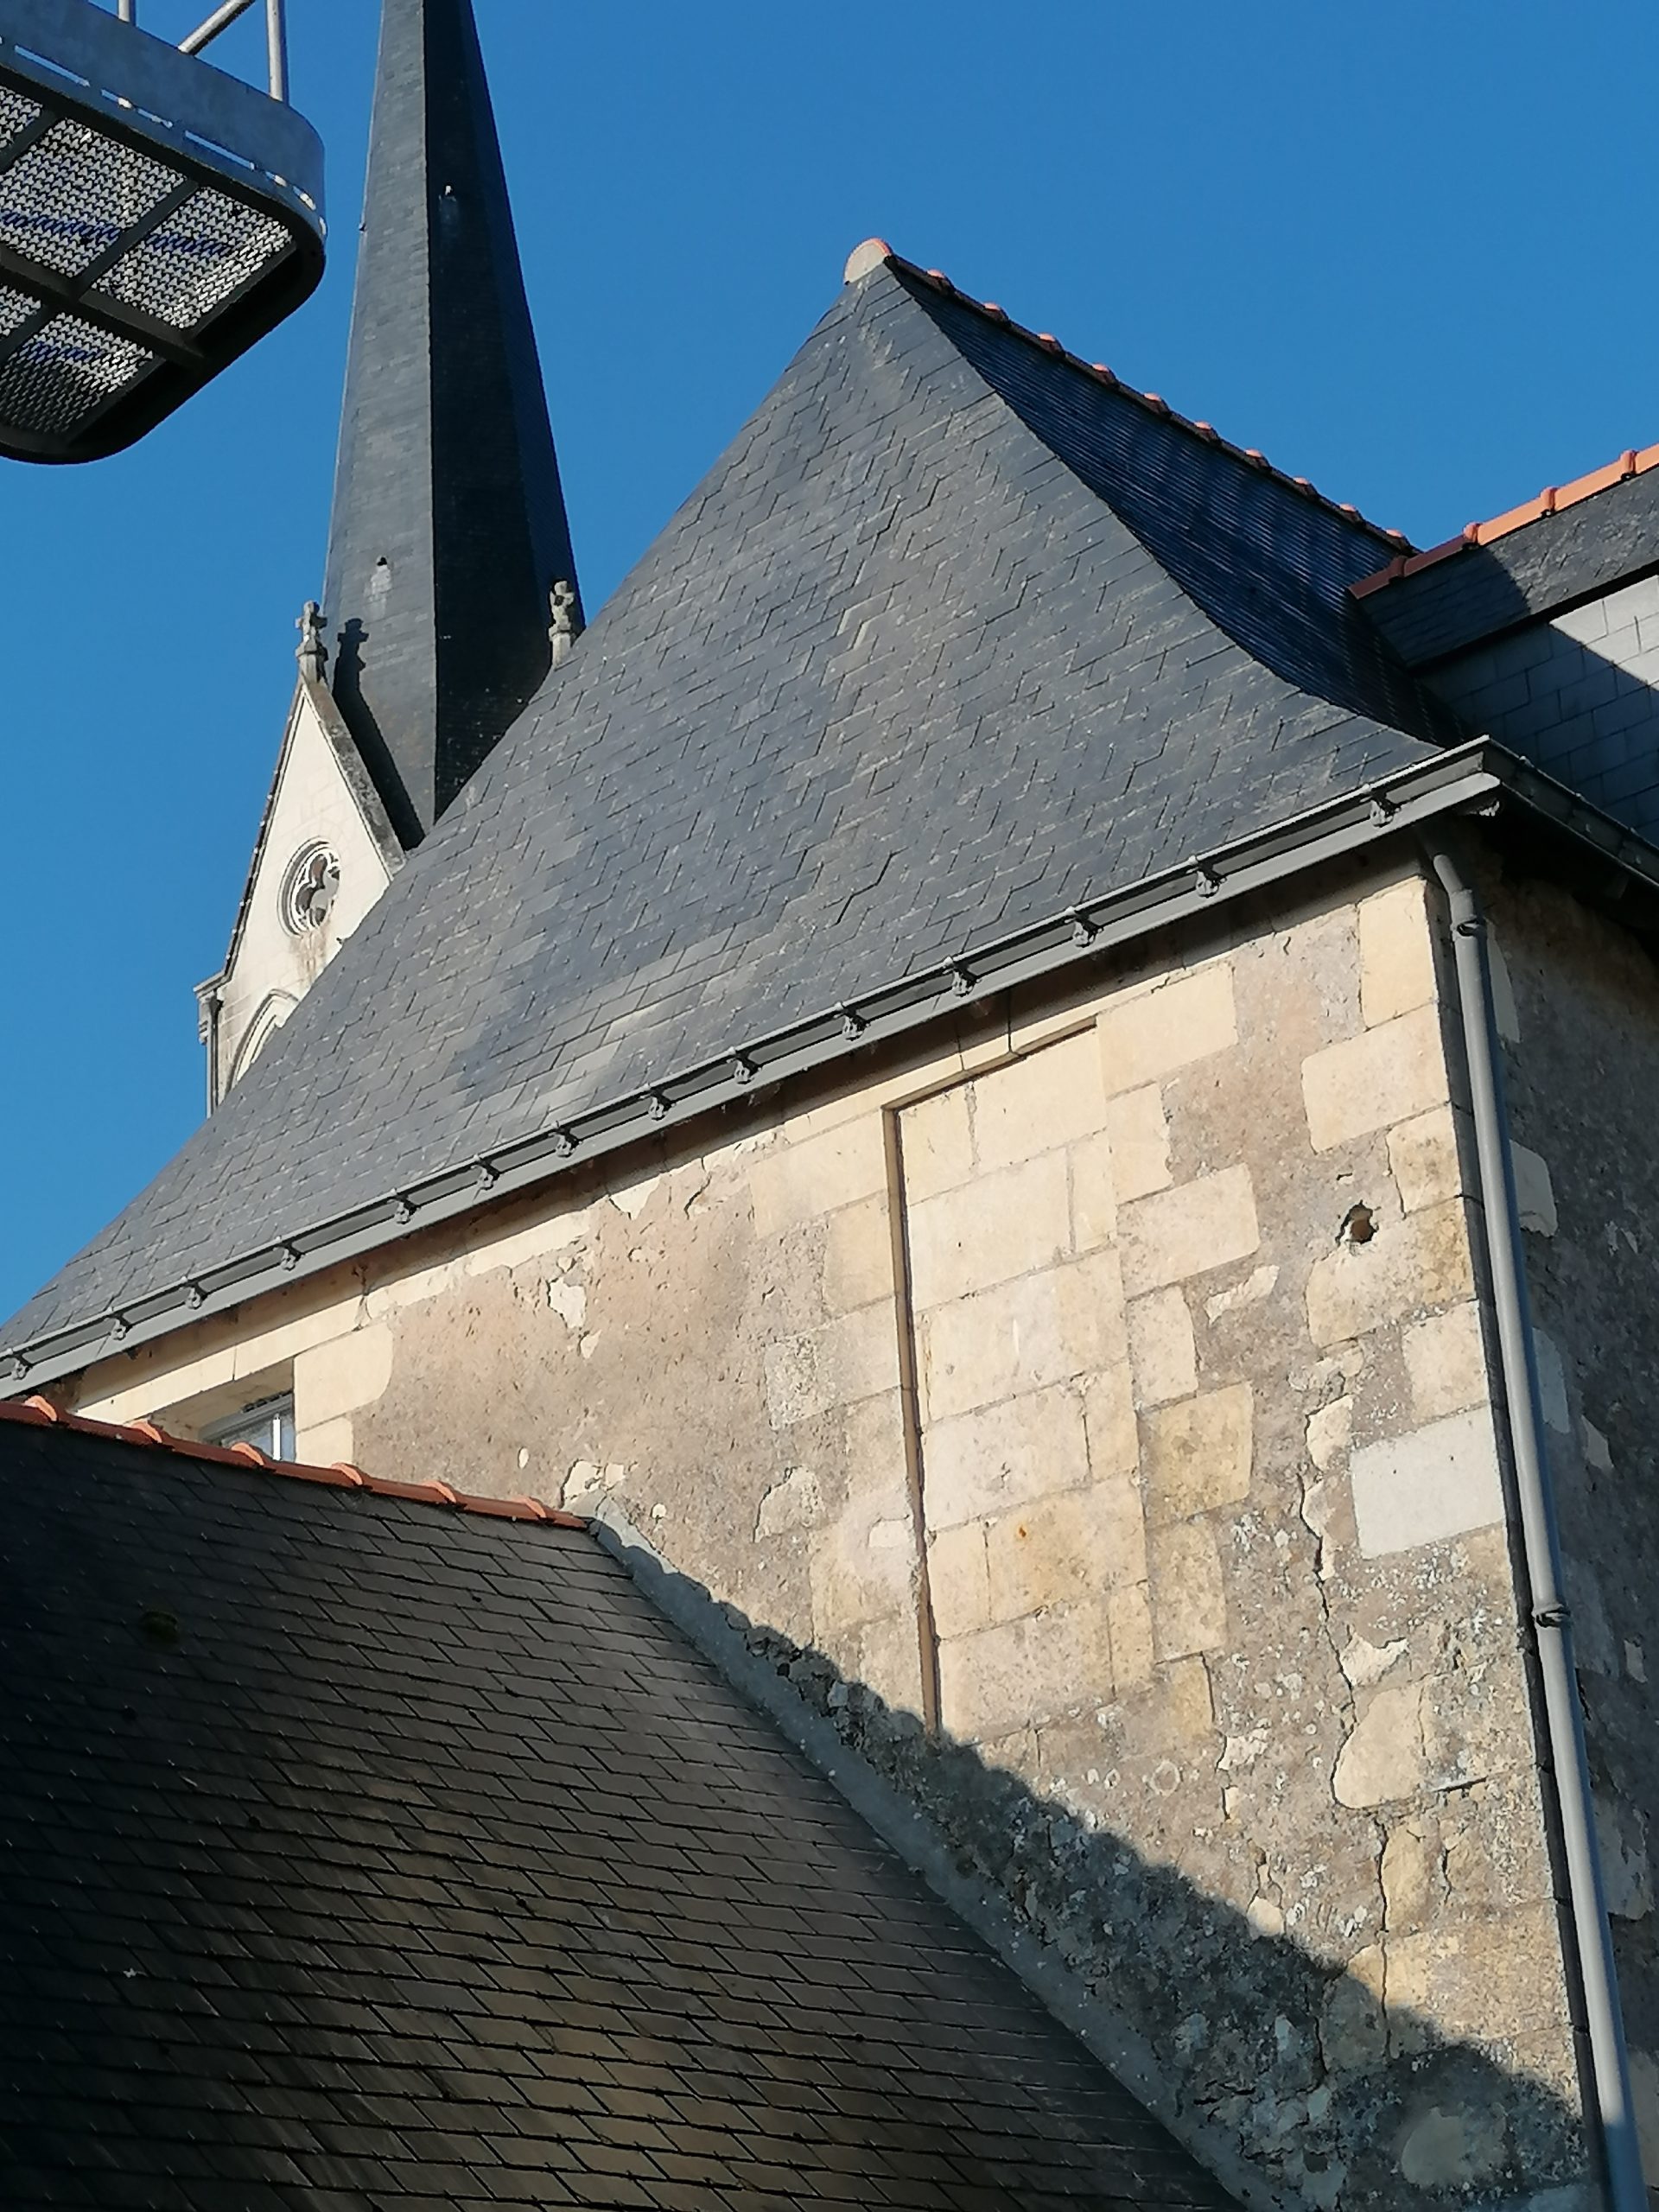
left=108, top=0, right=290, bottom=104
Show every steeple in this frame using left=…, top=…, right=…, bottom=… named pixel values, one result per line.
left=321, top=0, right=582, bottom=845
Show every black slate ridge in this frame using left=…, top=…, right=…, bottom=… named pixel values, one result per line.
left=0, top=1414, right=1236, bottom=2209
left=3, top=259, right=1446, bottom=1358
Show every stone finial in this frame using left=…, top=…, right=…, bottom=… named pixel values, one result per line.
left=843, top=238, right=893, bottom=284
left=549, top=579, right=580, bottom=668
left=296, top=600, right=328, bottom=682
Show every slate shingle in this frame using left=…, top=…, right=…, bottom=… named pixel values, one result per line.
left=4, top=260, right=1448, bottom=1359
left=0, top=1420, right=1236, bottom=2210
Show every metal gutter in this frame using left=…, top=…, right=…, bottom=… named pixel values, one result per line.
left=1426, top=836, right=1647, bottom=2212
left=8, top=738, right=1655, bottom=1395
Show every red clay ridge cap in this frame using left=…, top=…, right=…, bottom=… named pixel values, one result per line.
left=1350, top=442, right=1659, bottom=599
left=852, top=243, right=1414, bottom=552
left=0, top=1395, right=587, bottom=1530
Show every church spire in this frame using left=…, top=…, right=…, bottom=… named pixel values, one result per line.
left=321, top=0, right=582, bottom=846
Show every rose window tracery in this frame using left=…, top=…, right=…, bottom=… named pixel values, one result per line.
left=280, top=842, right=340, bottom=935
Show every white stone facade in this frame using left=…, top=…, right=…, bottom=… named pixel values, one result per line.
left=199, top=677, right=397, bottom=1106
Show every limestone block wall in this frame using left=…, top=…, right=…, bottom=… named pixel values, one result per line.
left=74, top=862, right=1586, bottom=2209
left=1484, top=861, right=1659, bottom=2194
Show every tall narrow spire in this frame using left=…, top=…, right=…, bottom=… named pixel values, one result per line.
left=321, top=0, right=582, bottom=845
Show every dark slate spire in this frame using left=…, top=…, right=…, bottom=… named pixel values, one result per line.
left=321, top=0, right=582, bottom=846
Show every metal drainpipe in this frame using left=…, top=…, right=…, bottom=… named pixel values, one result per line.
left=1427, top=835, right=1646, bottom=2212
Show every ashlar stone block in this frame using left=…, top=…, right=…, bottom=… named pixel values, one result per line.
left=906, top=1151, right=1071, bottom=1311
left=984, top=1486, right=1116, bottom=1623
left=1082, top=1362, right=1140, bottom=1482
left=972, top=1030, right=1105, bottom=1172
left=1358, top=877, right=1437, bottom=1027
left=1349, top=1407, right=1504, bottom=1557
left=750, top=1114, right=887, bottom=1236
left=1389, top=1103, right=1465, bottom=1213
left=896, top=1082, right=974, bottom=1202
left=1405, top=1304, right=1489, bottom=1423
left=927, top=1519, right=991, bottom=1639
left=1103, top=1084, right=1172, bottom=1202
left=1068, top=1129, right=1118, bottom=1252
left=1301, top=1002, right=1449, bottom=1153
left=1107, top=1580, right=1154, bottom=1688
left=1333, top=1681, right=1426, bottom=1808
left=296, top=1322, right=395, bottom=1426
left=1305, top=1199, right=1473, bottom=1344
left=1142, top=1382, right=1254, bottom=1525
left=1119, top=1166, right=1259, bottom=1296
left=1127, top=1286, right=1198, bottom=1407
left=922, top=1381, right=1090, bottom=1529
left=918, top=1249, right=1127, bottom=1422
left=1147, top=1517, right=1227, bottom=1660
left=823, top=1193, right=896, bottom=1314
left=1096, top=963, right=1236, bottom=1096
left=936, top=1599, right=1114, bottom=1741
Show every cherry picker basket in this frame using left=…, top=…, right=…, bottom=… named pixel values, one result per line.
left=0, top=0, right=323, bottom=462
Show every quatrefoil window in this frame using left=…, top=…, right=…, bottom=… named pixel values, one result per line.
left=280, top=842, right=340, bottom=935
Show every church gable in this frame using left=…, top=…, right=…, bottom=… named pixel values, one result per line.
left=199, top=665, right=399, bottom=1107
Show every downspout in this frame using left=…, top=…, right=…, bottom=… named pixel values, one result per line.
left=1426, top=834, right=1646, bottom=2212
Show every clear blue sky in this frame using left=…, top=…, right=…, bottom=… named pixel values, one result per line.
left=5, top=0, right=1656, bottom=1323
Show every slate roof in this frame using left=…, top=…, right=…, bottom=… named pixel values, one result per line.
left=321, top=0, right=582, bottom=842
left=1356, top=454, right=1659, bottom=669
left=3, top=250, right=1458, bottom=1364
left=0, top=1402, right=1234, bottom=2210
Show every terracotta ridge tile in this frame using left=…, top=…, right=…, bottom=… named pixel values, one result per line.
left=1350, top=440, right=1659, bottom=597
left=0, top=1396, right=588, bottom=1534
left=885, top=251, right=1413, bottom=552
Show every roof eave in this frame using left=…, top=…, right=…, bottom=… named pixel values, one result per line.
left=21, top=737, right=1640, bottom=1395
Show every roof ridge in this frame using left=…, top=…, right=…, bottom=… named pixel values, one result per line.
left=870, top=245, right=1414, bottom=554
left=1351, top=442, right=1659, bottom=600
left=0, top=1395, right=587, bottom=1529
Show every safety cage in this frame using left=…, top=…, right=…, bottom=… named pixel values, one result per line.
left=0, top=0, right=324, bottom=464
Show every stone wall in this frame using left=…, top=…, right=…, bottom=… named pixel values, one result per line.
left=1486, top=857, right=1659, bottom=2195
left=74, top=859, right=1586, bottom=2209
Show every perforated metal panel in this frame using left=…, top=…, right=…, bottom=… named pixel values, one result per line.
left=0, top=0, right=324, bottom=463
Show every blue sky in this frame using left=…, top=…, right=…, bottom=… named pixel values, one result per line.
left=5, top=0, right=1656, bottom=1322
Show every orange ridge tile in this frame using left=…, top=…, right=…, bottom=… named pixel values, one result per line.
left=1351, top=441, right=1659, bottom=596
left=891, top=252, right=1412, bottom=550
left=0, top=1396, right=588, bottom=1533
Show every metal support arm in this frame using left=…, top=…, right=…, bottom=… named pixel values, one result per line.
left=177, top=0, right=288, bottom=101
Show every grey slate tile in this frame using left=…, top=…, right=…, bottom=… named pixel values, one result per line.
left=0, top=1418, right=1236, bottom=2209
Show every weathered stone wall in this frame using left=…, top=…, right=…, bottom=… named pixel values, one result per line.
left=1485, top=857, right=1659, bottom=2194
left=75, top=860, right=1585, bottom=2209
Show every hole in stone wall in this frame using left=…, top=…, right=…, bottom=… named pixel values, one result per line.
left=1338, top=1203, right=1376, bottom=1246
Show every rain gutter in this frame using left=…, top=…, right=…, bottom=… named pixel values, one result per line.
left=8, top=740, right=1659, bottom=1396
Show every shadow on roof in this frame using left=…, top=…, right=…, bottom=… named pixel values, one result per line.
left=0, top=1420, right=1588, bottom=2211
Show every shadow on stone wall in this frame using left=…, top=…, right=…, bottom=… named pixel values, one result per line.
left=676, top=1571, right=1596, bottom=2212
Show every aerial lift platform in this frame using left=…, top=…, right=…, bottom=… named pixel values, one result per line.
left=0, top=0, right=324, bottom=462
